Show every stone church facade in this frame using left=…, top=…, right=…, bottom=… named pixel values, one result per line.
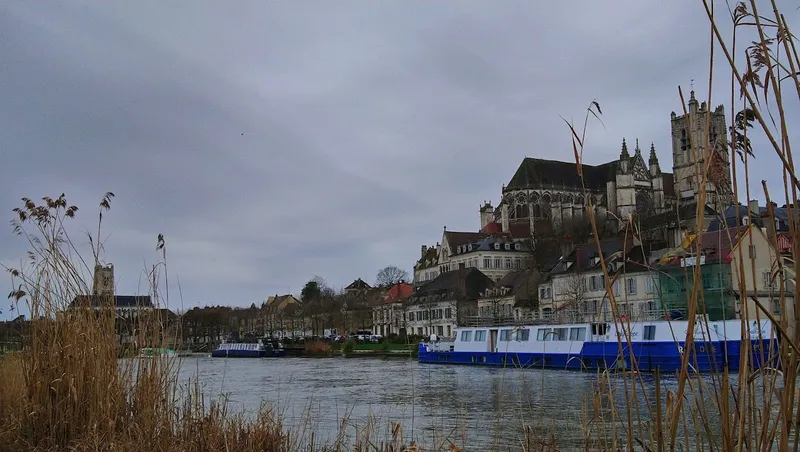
left=487, top=138, right=676, bottom=237
left=483, top=90, right=731, bottom=240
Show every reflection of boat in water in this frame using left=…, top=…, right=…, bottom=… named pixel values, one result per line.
left=138, top=347, right=177, bottom=358
left=419, top=318, right=780, bottom=373
left=211, top=339, right=285, bottom=358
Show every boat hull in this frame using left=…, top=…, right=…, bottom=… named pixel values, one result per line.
left=418, top=338, right=779, bottom=373
left=210, top=349, right=286, bottom=358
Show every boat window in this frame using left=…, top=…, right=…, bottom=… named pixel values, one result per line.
left=516, top=329, right=530, bottom=341
left=474, top=330, right=487, bottom=341
left=460, top=330, right=473, bottom=342
left=592, top=323, right=609, bottom=336
left=643, top=325, right=656, bottom=341
left=569, top=327, right=587, bottom=341
left=537, top=328, right=552, bottom=341
left=499, top=329, right=512, bottom=341
left=553, top=328, right=568, bottom=341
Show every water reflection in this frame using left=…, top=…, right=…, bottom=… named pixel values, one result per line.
left=166, top=356, right=779, bottom=450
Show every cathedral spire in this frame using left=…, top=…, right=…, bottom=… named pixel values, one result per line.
left=649, top=142, right=658, bottom=164
left=634, top=138, right=641, bottom=155
left=620, top=138, right=630, bottom=159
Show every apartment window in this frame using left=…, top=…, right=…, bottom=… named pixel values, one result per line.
left=645, top=277, right=655, bottom=294
left=495, top=258, right=502, bottom=269
left=546, top=287, right=552, bottom=298
left=438, top=309, right=443, bottom=319
left=445, top=308, right=452, bottom=318
left=772, top=298, right=781, bottom=315
left=409, top=312, right=415, bottom=321
left=460, top=331, right=473, bottom=342
left=499, top=329, right=512, bottom=341
left=474, top=330, right=486, bottom=341
left=423, top=311, right=428, bottom=320
left=437, top=326, right=444, bottom=336
left=643, top=325, right=656, bottom=340
left=613, top=281, right=621, bottom=296
left=627, top=278, right=637, bottom=295
left=748, top=245, right=756, bottom=259
left=589, top=276, right=598, bottom=291
left=484, top=257, right=491, bottom=268
left=762, top=271, right=777, bottom=291
left=505, top=258, right=512, bottom=269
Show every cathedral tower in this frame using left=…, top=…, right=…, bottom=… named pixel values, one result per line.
left=670, top=90, right=731, bottom=213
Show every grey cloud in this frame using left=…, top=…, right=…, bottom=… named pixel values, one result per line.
left=2, top=1, right=798, bottom=318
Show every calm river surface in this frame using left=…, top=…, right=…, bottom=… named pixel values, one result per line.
left=168, top=355, right=764, bottom=450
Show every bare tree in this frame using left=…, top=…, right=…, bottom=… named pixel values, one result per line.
left=558, top=273, right=587, bottom=321
left=375, top=265, right=409, bottom=287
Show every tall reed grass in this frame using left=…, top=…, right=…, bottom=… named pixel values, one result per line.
left=563, top=1, right=800, bottom=450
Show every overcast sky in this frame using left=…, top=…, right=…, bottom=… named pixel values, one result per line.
left=1, top=1, right=798, bottom=317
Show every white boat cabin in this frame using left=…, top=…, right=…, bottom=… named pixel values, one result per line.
left=424, top=319, right=774, bottom=353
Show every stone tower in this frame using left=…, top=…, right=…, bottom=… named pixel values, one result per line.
left=648, top=142, right=665, bottom=212
left=670, top=90, right=731, bottom=213
left=479, top=201, right=495, bottom=230
left=615, top=138, right=636, bottom=218
left=92, top=263, right=115, bottom=296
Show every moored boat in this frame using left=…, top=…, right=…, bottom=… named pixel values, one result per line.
left=419, top=317, right=780, bottom=373
left=211, top=340, right=285, bottom=358
left=138, top=347, right=177, bottom=358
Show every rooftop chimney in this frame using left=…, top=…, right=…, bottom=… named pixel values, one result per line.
left=421, top=245, right=428, bottom=258
left=748, top=199, right=760, bottom=216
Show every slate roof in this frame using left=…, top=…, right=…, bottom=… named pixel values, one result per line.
left=504, top=158, right=618, bottom=192
left=504, top=157, right=675, bottom=199
left=483, top=268, right=542, bottom=307
left=548, top=237, right=629, bottom=276
left=345, top=278, right=372, bottom=291
left=69, top=295, right=154, bottom=309
left=415, top=246, right=440, bottom=270
left=451, top=233, right=529, bottom=256
left=408, top=268, right=494, bottom=304
left=444, top=231, right=487, bottom=253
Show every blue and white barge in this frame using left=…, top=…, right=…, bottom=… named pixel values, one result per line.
left=419, top=318, right=779, bottom=373
left=211, top=340, right=285, bottom=358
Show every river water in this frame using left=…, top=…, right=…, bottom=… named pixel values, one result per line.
left=169, top=355, right=780, bottom=451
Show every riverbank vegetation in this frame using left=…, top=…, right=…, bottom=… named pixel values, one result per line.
left=1, top=0, right=800, bottom=450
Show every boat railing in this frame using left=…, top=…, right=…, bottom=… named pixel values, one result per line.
left=462, top=309, right=682, bottom=328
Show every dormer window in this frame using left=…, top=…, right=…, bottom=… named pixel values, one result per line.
left=457, top=246, right=462, bottom=253
left=494, top=243, right=500, bottom=250
left=514, top=243, right=520, bottom=251
left=505, top=243, right=511, bottom=250
left=468, top=244, right=473, bottom=252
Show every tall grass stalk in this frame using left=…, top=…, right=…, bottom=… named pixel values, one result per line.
left=559, top=1, right=800, bottom=450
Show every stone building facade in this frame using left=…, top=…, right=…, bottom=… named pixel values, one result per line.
left=488, top=138, right=676, bottom=239
left=479, top=92, right=733, bottom=240
left=670, top=90, right=732, bottom=213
